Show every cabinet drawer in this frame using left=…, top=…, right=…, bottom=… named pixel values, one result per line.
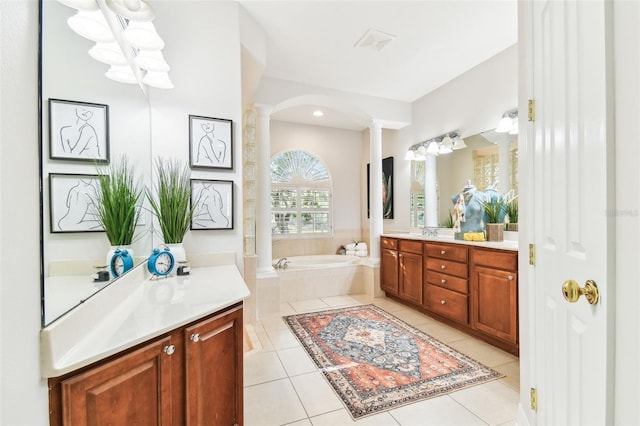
left=471, top=248, right=517, bottom=271
left=425, top=258, right=468, bottom=278
left=381, top=237, right=398, bottom=250
left=424, top=285, right=468, bottom=324
left=399, top=239, right=423, bottom=255
left=425, top=243, right=468, bottom=262
left=426, top=271, right=468, bottom=294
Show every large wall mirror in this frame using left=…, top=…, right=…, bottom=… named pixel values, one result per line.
left=40, top=1, right=153, bottom=326
left=410, top=130, right=518, bottom=229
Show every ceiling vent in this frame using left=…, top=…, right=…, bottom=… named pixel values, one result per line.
left=354, top=28, right=396, bottom=52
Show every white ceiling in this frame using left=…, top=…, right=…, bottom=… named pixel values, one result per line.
left=238, top=0, right=518, bottom=130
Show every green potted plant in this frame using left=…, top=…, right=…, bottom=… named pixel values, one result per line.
left=505, top=198, right=518, bottom=231
left=479, top=195, right=507, bottom=242
left=146, top=158, right=195, bottom=262
left=93, top=156, right=143, bottom=264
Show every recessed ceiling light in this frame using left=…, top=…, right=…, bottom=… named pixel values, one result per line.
left=313, top=110, right=324, bottom=117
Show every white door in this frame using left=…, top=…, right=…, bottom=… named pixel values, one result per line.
left=529, top=0, right=613, bottom=424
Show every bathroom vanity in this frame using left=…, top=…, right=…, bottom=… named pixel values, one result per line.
left=381, top=234, right=519, bottom=355
left=41, top=262, right=250, bottom=425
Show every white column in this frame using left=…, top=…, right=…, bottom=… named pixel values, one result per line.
left=424, top=155, right=439, bottom=227
left=255, top=104, right=274, bottom=273
left=498, top=137, right=511, bottom=193
left=369, top=120, right=383, bottom=260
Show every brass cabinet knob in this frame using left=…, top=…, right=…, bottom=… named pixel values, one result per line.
left=441, top=265, right=446, bottom=270
left=441, top=300, right=446, bottom=305
left=441, top=279, right=446, bottom=284
left=441, top=250, right=446, bottom=255
left=190, top=333, right=200, bottom=343
left=562, top=279, right=599, bottom=305
left=163, top=345, right=175, bottom=355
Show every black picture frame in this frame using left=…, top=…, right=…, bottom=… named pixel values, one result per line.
left=367, top=156, right=394, bottom=219
left=190, top=179, right=234, bottom=230
left=189, top=115, right=233, bottom=170
left=48, top=98, right=109, bottom=163
left=49, top=173, right=104, bottom=233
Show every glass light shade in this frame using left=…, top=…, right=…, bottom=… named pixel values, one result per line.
left=143, top=71, right=174, bottom=89
left=68, top=10, right=114, bottom=42
left=89, top=42, right=127, bottom=65
left=453, top=137, right=467, bottom=150
left=124, top=21, right=165, bottom=50
left=105, top=65, right=138, bottom=84
left=509, top=119, right=519, bottom=135
left=438, top=144, right=453, bottom=155
left=134, top=50, right=170, bottom=71
left=404, top=150, right=415, bottom=161
left=442, top=135, right=454, bottom=149
left=58, top=0, right=99, bottom=11
left=495, top=115, right=514, bottom=133
left=425, top=141, right=440, bottom=156
left=104, top=0, right=155, bottom=21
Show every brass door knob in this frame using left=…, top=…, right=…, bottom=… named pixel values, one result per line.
left=562, top=279, right=599, bottom=305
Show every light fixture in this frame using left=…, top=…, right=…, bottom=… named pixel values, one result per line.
left=496, top=109, right=518, bottom=133
left=89, top=41, right=127, bottom=65
left=60, top=0, right=173, bottom=90
left=406, top=130, right=464, bottom=160
left=124, top=21, right=165, bottom=50
left=142, top=71, right=174, bottom=89
left=313, top=110, right=324, bottom=117
left=105, top=65, right=138, bottom=84
left=67, top=9, right=114, bottom=42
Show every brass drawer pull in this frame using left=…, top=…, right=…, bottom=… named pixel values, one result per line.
left=441, top=300, right=446, bottom=305
left=441, top=250, right=446, bottom=255
left=441, top=279, right=446, bottom=284
left=508, top=275, right=514, bottom=281
left=441, top=265, right=446, bottom=270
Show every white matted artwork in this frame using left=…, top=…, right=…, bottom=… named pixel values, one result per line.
left=49, top=173, right=103, bottom=233
left=190, top=179, right=234, bottom=230
left=48, top=99, right=109, bottom=163
left=189, top=115, right=233, bottom=169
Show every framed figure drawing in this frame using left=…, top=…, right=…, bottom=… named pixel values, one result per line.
left=48, top=99, right=109, bottom=163
left=190, top=179, right=234, bottom=230
left=49, top=173, right=103, bottom=233
left=189, top=115, right=233, bottom=169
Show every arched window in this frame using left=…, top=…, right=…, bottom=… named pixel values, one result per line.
left=270, top=150, right=332, bottom=237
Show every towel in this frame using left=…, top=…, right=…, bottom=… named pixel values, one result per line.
left=355, top=242, right=368, bottom=252
left=355, top=251, right=368, bottom=257
left=345, top=243, right=357, bottom=251
left=346, top=250, right=357, bottom=256
left=463, top=232, right=485, bottom=241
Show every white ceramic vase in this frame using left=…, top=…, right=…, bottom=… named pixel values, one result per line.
left=166, top=243, right=186, bottom=263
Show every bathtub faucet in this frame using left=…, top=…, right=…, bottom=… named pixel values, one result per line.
left=274, top=257, right=289, bottom=269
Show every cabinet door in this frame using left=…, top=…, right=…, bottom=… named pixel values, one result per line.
left=185, top=305, right=243, bottom=426
left=399, top=251, right=423, bottom=305
left=380, top=248, right=399, bottom=295
left=60, top=336, right=174, bottom=426
left=471, top=266, right=518, bottom=344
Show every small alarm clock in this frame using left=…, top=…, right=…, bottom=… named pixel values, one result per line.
left=110, top=249, right=134, bottom=278
left=147, top=247, right=175, bottom=277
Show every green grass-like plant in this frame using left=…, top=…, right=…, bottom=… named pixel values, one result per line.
left=94, top=156, right=142, bottom=246
left=479, top=196, right=507, bottom=224
left=147, top=158, right=195, bottom=244
left=505, top=198, right=518, bottom=223
left=442, top=211, right=454, bottom=228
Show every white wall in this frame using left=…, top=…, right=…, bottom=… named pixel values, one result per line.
left=385, top=45, right=518, bottom=233
left=0, top=0, right=50, bottom=423
left=149, top=1, right=244, bottom=268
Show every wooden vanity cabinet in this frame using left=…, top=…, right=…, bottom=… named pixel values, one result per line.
left=398, top=239, right=423, bottom=305
left=470, top=249, right=519, bottom=346
left=423, top=243, right=469, bottom=325
left=380, top=237, right=399, bottom=295
left=49, top=303, right=243, bottom=426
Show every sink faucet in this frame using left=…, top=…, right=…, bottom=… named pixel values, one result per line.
left=423, top=227, right=439, bottom=237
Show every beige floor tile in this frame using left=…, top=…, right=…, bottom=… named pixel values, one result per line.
left=414, top=322, right=470, bottom=344
left=494, top=360, right=520, bottom=391
left=277, top=346, right=318, bottom=377
left=310, top=408, right=400, bottom=425
left=448, top=338, right=518, bottom=367
left=349, top=293, right=375, bottom=304
left=389, top=396, right=486, bottom=426
left=449, top=380, right=519, bottom=425
left=260, top=315, right=290, bottom=333
left=388, top=308, right=434, bottom=326
left=320, top=295, right=364, bottom=307
left=244, top=379, right=308, bottom=426
left=266, top=327, right=302, bottom=350
left=252, top=322, right=275, bottom=352
left=244, top=350, right=287, bottom=386
left=290, top=298, right=331, bottom=313
left=285, top=420, right=313, bottom=426
left=371, top=298, right=406, bottom=312
left=290, top=371, right=345, bottom=418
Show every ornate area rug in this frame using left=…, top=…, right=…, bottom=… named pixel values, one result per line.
left=284, top=304, right=504, bottom=419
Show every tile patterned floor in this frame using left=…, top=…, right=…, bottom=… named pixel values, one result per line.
left=244, top=294, right=520, bottom=426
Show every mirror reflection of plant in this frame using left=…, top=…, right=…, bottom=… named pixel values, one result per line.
left=442, top=211, right=454, bottom=228
left=478, top=195, right=507, bottom=224
left=146, top=158, right=196, bottom=244
left=505, top=198, right=518, bottom=223
left=93, top=156, right=143, bottom=246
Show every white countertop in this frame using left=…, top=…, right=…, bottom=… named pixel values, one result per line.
left=40, top=262, right=250, bottom=378
left=382, top=232, right=519, bottom=251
